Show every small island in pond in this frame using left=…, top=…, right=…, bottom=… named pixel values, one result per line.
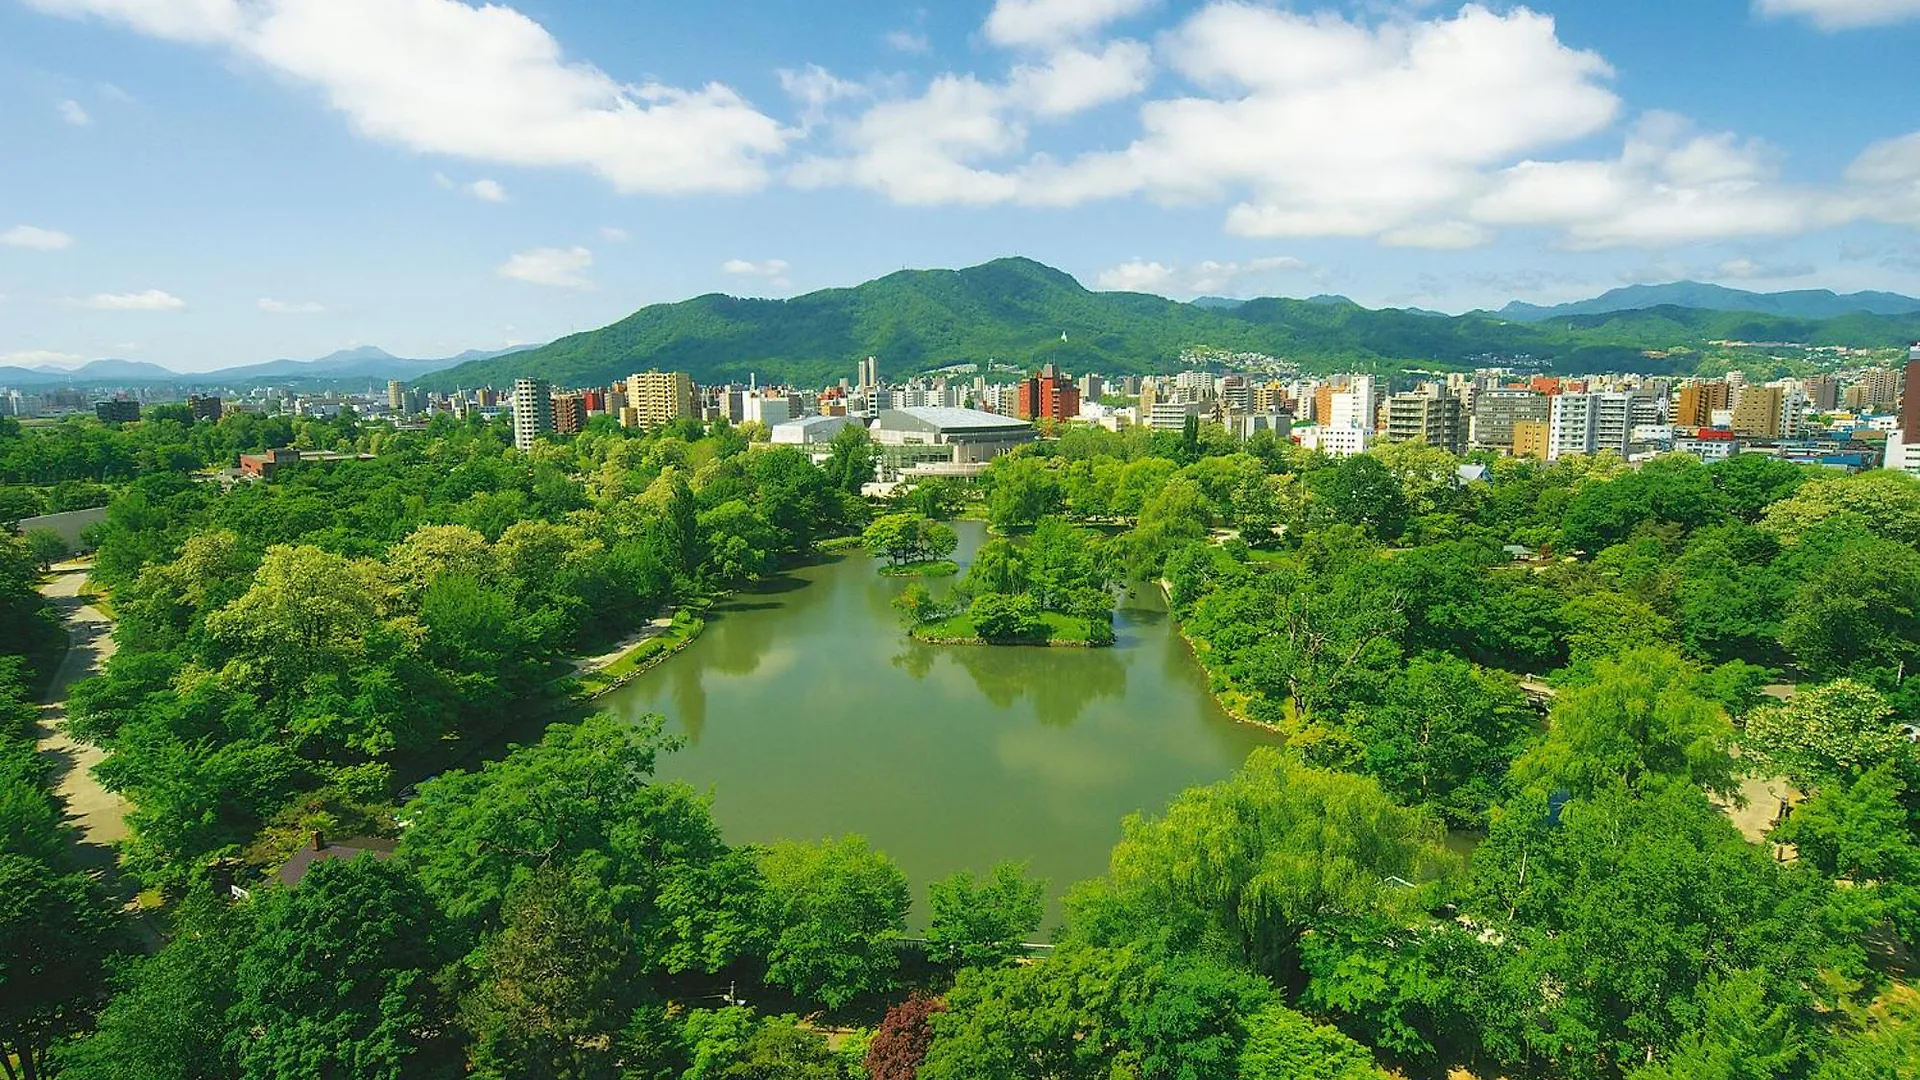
left=893, top=517, right=1116, bottom=646
left=863, top=512, right=961, bottom=578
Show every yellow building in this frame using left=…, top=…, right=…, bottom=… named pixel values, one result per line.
left=624, top=371, right=697, bottom=429
left=1512, top=420, right=1551, bottom=459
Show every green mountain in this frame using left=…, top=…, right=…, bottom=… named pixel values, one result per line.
left=1499, top=281, right=1920, bottom=322
left=424, top=258, right=1920, bottom=390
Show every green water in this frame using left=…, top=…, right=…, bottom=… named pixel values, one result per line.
left=596, top=521, right=1274, bottom=921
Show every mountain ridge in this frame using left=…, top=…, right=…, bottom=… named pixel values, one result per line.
left=1497, top=280, right=1920, bottom=322
left=422, top=258, right=1920, bottom=390
left=1, top=344, right=537, bottom=388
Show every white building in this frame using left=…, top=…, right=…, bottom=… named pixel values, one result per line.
left=511, top=378, right=553, bottom=451
left=1547, top=392, right=1662, bottom=460
left=1298, top=425, right=1375, bottom=457
left=1147, top=400, right=1207, bottom=431
left=1328, top=375, right=1377, bottom=431
left=744, top=395, right=791, bottom=426
left=770, top=415, right=853, bottom=445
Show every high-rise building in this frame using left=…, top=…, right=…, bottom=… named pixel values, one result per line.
left=858, top=356, right=880, bottom=391
left=1902, top=346, right=1920, bottom=438
left=1732, top=385, right=1785, bottom=439
left=188, top=395, right=224, bottom=422
left=1547, top=392, right=1650, bottom=460
left=388, top=380, right=407, bottom=414
left=551, top=392, right=585, bottom=436
left=1470, top=389, right=1550, bottom=450
left=511, top=378, right=553, bottom=451
left=1385, top=388, right=1465, bottom=454
left=1804, top=375, right=1839, bottom=412
left=1858, top=366, right=1902, bottom=413
left=1675, top=380, right=1732, bottom=427
left=1017, top=363, right=1081, bottom=422
left=1328, top=376, right=1376, bottom=431
left=1077, top=374, right=1104, bottom=403
left=1512, top=420, right=1551, bottom=459
left=625, top=371, right=697, bottom=429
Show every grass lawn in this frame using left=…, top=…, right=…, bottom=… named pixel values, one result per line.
left=912, top=610, right=1098, bottom=645
left=878, top=559, right=959, bottom=579
left=579, top=611, right=707, bottom=693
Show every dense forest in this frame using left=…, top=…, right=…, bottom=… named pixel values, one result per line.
left=422, top=258, right=1920, bottom=390
left=2, top=407, right=1917, bottom=1080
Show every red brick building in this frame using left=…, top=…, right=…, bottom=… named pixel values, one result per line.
left=1017, top=363, right=1080, bottom=423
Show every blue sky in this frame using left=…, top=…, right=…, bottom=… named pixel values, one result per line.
left=4, top=0, right=1920, bottom=372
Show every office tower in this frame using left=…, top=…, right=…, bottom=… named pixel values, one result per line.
left=858, top=356, right=879, bottom=391
left=1470, top=389, right=1550, bottom=449
left=551, top=392, right=585, bottom=436
left=1675, top=380, right=1732, bottom=428
left=388, top=380, right=407, bottom=414
left=1386, top=388, right=1465, bottom=454
left=512, top=378, right=553, bottom=450
left=1017, top=363, right=1081, bottom=422
left=625, top=371, right=697, bottom=428
left=1903, top=346, right=1920, bottom=437
left=1731, top=385, right=1785, bottom=439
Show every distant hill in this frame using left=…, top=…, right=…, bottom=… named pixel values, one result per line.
left=1499, top=281, right=1920, bottom=322
left=0, top=344, right=536, bottom=388
left=424, top=258, right=1920, bottom=390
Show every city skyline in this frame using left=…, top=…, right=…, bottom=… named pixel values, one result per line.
left=6, top=0, right=1920, bottom=371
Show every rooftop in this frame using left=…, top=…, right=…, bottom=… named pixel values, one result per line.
left=878, top=406, right=1032, bottom=432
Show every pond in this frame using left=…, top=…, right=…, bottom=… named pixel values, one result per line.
left=595, top=521, right=1275, bottom=924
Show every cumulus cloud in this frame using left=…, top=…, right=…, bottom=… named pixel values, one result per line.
left=465, top=178, right=507, bottom=203
left=1, top=225, right=74, bottom=251
left=497, top=246, right=593, bottom=289
left=58, top=99, right=91, bottom=125
left=985, top=0, right=1157, bottom=47
left=1470, top=112, right=1833, bottom=248
left=79, top=289, right=186, bottom=310
left=1009, top=40, right=1151, bottom=117
left=722, top=258, right=792, bottom=288
left=1097, top=254, right=1306, bottom=296
left=25, top=0, right=790, bottom=194
left=257, top=297, right=327, bottom=313
left=1755, top=0, right=1920, bottom=29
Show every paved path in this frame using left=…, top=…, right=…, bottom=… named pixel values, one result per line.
left=34, top=564, right=131, bottom=870
left=573, top=612, right=675, bottom=674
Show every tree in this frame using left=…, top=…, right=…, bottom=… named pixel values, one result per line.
left=1771, top=765, right=1920, bottom=947
left=397, top=714, right=763, bottom=975
left=1312, top=455, right=1409, bottom=540
left=1778, top=533, right=1920, bottom=681
left=1510, top=647, right=1739, bottom=800
left=1237, top=1005, right=1388, bottom=1080
left=967, top=593, right=1050, bottom=643
left=866, top=993, right=945, bottom=1080
left=1097, top=749, right=1453, bottom=988
left=461, top=870, right=638, bottom=1080
left=54, top=895, right=246, bottom=1080
left=21, top=529, right=66, bottom=571
left=227, top=855, right=463, bottom=1080
left=1743, top=680, right=1911, bottom=790
left=1709, top=453, right=1806, bottom=523
left=757, top=835, right=910, bottom=1009
left=926, top=861, right=1046, bottom=967
left=1762, top=469, right=1920, bottom=548
left=824, top=425, right=880, bottom=497
left=0, top=855, right=120, bottom=1080
left=1344, top=655, right=1538, bottom=827
left=985, top=456, right=1062, bottom=530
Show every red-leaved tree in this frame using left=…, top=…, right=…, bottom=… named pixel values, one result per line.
left=864, top=992, right=946, bottom=1080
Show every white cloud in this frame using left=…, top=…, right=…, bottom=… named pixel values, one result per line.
left=790, top=74, right=1025, bottom=205
left=1380, top=221, right=1494, bottom=249
left=885, top=29, right=930, bottom=54
left=79, top=289, right=186, bottom=310
left=599, top=226, right=631, bottom=242
left=497, top=246, right=593, bottom=289
left=1470, top=112, right=1830, bottom=248
left=257, top=297, right=327, bottom=313
left=1, top=350, right=86, bottom=367
left=1, top=225, right=74, bottom=251
left=779, top=64, right=868, bottom=132
left=1755, top=0, right=1920, bottom=29
left=1717, top=257, right=1815, bottom=280
left=26, top=0, right=791, bottom=195
left=1097, top=254, right=1306, bottom=296
left=722, top=258, right=790, bottom=276
left=1009, top=40, right=1151, bottom=117
left=985, top=0, right=1157, bottom=47
left=465, top=178, right=507, bottom=203
left=721, top=258, right=791, bottom=289
left=58, top=99, right=91, bottom=125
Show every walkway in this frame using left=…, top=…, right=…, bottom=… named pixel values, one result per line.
left=573, top=612, right=676, bottom=674
left=34, top=564, right=131, bottom=870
